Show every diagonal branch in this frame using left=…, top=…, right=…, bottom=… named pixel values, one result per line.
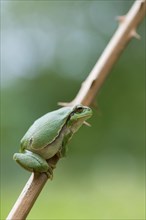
left=6, top=1, right=146, bottom=219
left=68, top=0, right=146, bottom=106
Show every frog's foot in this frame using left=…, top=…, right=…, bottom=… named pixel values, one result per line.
left=46, top=151, right=61, bottom=172
left=46, top=166, right=54, bottom=180
left=13, top=150, right=53, bottom=179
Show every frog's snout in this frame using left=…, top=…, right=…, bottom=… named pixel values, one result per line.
left=86, top=106, right=93, bottom=116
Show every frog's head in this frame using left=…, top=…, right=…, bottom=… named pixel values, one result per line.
left=67, top=105, right=92, bottom=132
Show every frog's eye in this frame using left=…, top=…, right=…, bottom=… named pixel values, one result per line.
left=75, top=107, right=84, bottom=113
left=69, top=106, right=84, bottom=118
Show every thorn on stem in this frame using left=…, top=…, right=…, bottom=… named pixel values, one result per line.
left=116, top=15, right=141, bottom=40
left=116, top=15, right=126, bottom=24
left=58, top=102, right=70, bottom=107
left=83, top=121, right=91, bottom=127
left=130, top=29, right=141, bottom=40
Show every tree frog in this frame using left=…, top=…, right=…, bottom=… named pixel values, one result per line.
left=13, top=105, right=92, bottom=178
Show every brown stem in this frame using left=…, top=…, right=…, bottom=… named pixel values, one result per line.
left=69, top=0, right=146, bottom=106
left=6, top=173, right=48, bottom=220
left=6, top=154, right=59, bottom=220
left=6, top=1, right=146, bottom=219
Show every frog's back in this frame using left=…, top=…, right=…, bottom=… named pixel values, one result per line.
left=21, top=107, right=73, bottom=151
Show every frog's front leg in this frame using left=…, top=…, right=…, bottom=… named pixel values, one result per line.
left=60, top=132, right=73, bottom=157
left=13, top=150, right=53, bottom=179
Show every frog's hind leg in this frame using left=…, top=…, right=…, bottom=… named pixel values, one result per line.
left=13, top=150, right=53, bottom=178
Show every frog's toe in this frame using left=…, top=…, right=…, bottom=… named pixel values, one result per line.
left=46, top=167, right=53, bottom=180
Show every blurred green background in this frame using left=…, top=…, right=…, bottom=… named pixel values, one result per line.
left=1, top=1, right=145, bottom=219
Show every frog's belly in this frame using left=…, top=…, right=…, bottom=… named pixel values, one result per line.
left=37, top=140, right=61, bottom=159
left=32, top=125, right=69, bottom=159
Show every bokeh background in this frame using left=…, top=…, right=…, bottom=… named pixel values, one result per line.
left=1, top=1, right=145, bottom=219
